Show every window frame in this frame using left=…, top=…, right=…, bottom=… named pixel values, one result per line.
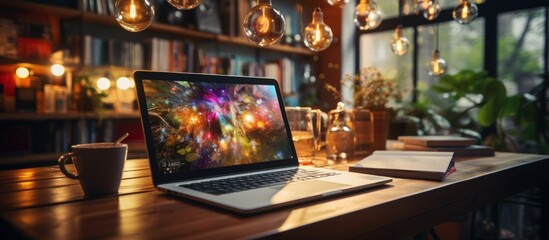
left=355, top=0, right=549, bottom=102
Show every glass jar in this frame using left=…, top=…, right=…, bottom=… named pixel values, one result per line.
left=325, top=103, right=354, bottom=159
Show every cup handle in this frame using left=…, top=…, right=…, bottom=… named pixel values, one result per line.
left=58, top=152, right=79, bottom=179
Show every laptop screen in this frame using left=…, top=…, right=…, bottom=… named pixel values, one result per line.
left=141, top=78, right=295, bottom=176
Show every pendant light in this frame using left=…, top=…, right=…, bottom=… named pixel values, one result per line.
left=391, top=1, right=409, bottom=56
left=422, top=0, right=441, bottom=21
left=452, top=0, right=479, bottom=24
left=429, top=24, right=446, bottom=76
left=303, top=7, right=333, bottom=52
left=353, top=0, right=383, bottom=31
left=167, top=0, right=201, bottom=10
left=114, top=0, right=155, bottom=32
left=327, top=0, right=349, bottom=8
left=243, top=0, right=286, bottom=46
left=392, top=25, right=409, bottom=56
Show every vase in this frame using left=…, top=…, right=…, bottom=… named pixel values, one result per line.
left=371, top=110, right=389, bottom=151
left=352, top=109, right=374, bottom=156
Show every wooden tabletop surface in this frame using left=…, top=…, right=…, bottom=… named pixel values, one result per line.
left=1, top=152, right=548, bottom=239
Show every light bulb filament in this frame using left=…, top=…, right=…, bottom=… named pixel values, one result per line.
left=395, top=40, right=403, bottom=51
left=130, top=0, right=137, bottom=19
left=433, top=60, right=440, bottom=73
left=255, top=11, right=271, bottom=34
left=428, top=5, right=435, bottom=15
left=461, top=4, right=469, bottom=19
left=314, top=25, right=322, bottom=43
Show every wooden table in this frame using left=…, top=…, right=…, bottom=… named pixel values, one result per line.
left=1, top=152, right=548, bottom=239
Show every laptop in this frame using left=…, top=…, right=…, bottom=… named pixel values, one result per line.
left=134, top=71, right=392, bottom=214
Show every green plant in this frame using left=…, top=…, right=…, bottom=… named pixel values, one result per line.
left=344, top=66, right=406, bottom=111
left=79, top=76, right=108, bottom=114
left=404, top=70, right=548, bottom=153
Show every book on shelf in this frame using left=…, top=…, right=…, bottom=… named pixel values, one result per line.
left=263, top=58, right=294, bottom=95
left=401, top=143, right=495, bottom=157
left=15, top=19, right=52, bottom=60
left=349, top=151, right=456, bottom=181
left=397, top=135, right=478, bottom=147
left=81, top=0, right=116, bottom=16
left=218, top=0, right=238, bottom=36
left=151, top=38, right=194, bottom=72
left=0, top=19, right=18, bottom=59
left=83, top=35, right=145, bottom=68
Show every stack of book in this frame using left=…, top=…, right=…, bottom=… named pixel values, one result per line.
left=396, top=135, right=495, bottom=157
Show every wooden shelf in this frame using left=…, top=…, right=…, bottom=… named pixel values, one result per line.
left=0, top=111, right=140, bottom=121
left=0, top=1, right=80, bottom=18
left=0, top=1, right=313, bottom=56
left=216, top=35, right=314, bottom=56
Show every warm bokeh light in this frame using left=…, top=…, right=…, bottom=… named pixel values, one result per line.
left=97, top=77, right=112, bottom=91
left=128, top=77, right=136, bottom=88
left=116, top=77, right=131, bottom=90
left=15, top=67, right=30, bottom=79
left=50, top=64, right=65, bottom=77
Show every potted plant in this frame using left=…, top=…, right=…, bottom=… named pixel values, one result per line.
left=343, top=66, right=406, bottom=152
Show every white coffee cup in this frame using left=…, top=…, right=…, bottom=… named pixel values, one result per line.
left=58, top=143, right=128, bottom=196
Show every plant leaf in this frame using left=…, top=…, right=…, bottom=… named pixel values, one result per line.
left=478, top=80, right=506, bottom=126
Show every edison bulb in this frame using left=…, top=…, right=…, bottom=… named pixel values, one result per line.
left=422, top=0, right=441, bottom=20
left=97, top=77, right=111, bottom=91
left=391, top=26, right=409, bottom=56
left=327, top=0, right=349, bottom=8
left=353, top=0, right=383, bottom=30
left=415, top=0, right=430, bottom=12
left=167, top=0, right=201, bottom=10
left=15, top=67, right=30, bottom=79
left=429, top=50, right=447, bottom=76
left=114, top=0, right=155, bottom=32
left=453, top=0, right=478, bottom=24
left=243, top=0, right=285, bottom=46
left=303, top=8, right=333, bottom=52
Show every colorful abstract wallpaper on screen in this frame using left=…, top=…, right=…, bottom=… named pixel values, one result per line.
left=143, top=80, right=294, bottom=174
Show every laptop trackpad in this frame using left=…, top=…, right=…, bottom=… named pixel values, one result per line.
left=272, top=180, right=350, bottom=196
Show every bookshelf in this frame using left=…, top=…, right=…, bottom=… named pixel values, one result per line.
left=0, top=0, right=340, bottom=167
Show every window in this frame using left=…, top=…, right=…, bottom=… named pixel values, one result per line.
left=417, top=19, right=484, bottom=89
left=359, top=28, right=414, bottom=100
left=498, top=7, right=545, bottom=95
left=357, top=0, right=547, bottom=102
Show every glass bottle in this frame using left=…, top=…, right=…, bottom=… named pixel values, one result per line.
left=326, top=102, right=354, bottom=159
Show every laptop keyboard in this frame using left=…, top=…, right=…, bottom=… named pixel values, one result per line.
left=180, top=169, right=341, bottom=195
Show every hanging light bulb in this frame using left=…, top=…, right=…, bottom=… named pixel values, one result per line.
left=429, top=24, right=446, bottom=76
left=303, top=8, right=333, bottom=52
left=167, top=0, right=201, bottom=10
left=429, top=50, right=447, bottom=76
left=391, top=25, right=409, bottom=56
left=114, top=0, right=155, bottom=32
left=452, top=0, right=478, bottom=24
left=327, top=0, right=349, bottom=8
left=422, top=0, right=441, bottom=20
left=353, top=0, right=383, bottom=30
left=243, top=0, right=285, bottom=46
